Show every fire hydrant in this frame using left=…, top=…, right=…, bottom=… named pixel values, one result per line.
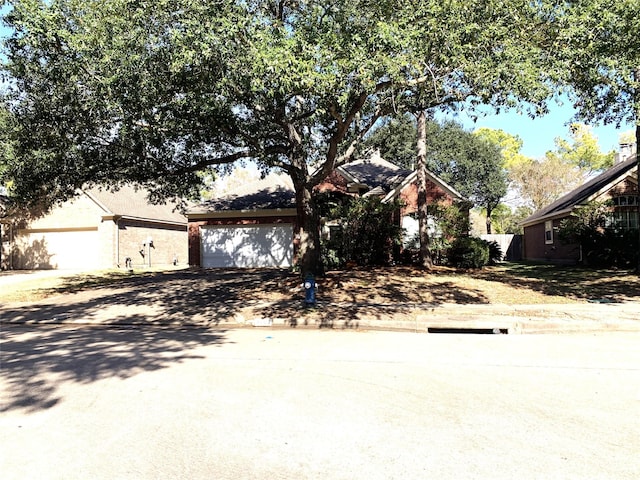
left=304, top=274, right=316, bottom=306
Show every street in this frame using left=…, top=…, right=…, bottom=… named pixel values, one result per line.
left=1, top=326, right=639, bottom=479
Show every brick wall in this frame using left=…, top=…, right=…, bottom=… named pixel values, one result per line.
left=523, top=219, right=580, bottom=264
left=117, top=219, right=187, bottom=268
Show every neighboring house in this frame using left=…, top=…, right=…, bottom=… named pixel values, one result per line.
left=521, top=154, right=638, bottom=264
left=1, top=185, right=188, bottom=270
left=187, top=151, right=467, bottom=268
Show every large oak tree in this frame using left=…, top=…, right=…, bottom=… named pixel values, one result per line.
left=2, top=0, right=558, bottom=275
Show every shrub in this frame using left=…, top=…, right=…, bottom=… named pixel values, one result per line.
left=320, top=196, right=403, bottom=269
left=448, top=236, right=490, bottom=269
left=486, top=240, right=503, bottom=265
left=558, top=201, right=639, bottom=268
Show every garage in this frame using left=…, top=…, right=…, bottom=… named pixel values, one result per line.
left=14, top=229, right=100, bottom=270
left=200, top=224, right=294, bottom=268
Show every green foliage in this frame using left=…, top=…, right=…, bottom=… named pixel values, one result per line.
left=488, top=204, right=533, bottom=234
left=473, top=128, right=529, bottom=170
left=426, top=121, right=508, bottom=219
left=428, top=201, right=471, bottom=239
left=554, top=1, right=640, bottom=127
left=448, top=237, right=490, bottom=269
left=510, top=154, right=584, bottom=211
left=486, top=240, right=503, bottom=265
left=320, top=197, right=403, bottom=268
left=362, top=114, right=417, bottom=169
left=558, top=201, right=639, bottom=268
left=398, top=201, right=470, bottom=267
left=552, top=123, right=615, bottom=173
left=2, top=0, right=563, bottom=274
left=2, top=0, right=558, bottom=210
left=364, top=118, right=508, bottom=220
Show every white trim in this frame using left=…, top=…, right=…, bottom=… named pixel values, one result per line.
left=188, top=208, right=297, bottom=220
left=382, top=169, right=466, bottom=204
left=544, top=220, right=554, bottom=245
left=521, top=208, right=574, bottom=227
left=108, top=214, right=186, bottom=227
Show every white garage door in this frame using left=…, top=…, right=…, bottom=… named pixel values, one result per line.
left=201, top=224, right=294, bottom=268
left=17, top=230, right=100, bottom=270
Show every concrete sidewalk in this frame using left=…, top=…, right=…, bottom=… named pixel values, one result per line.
left=1, top=289, right=638, bottom=333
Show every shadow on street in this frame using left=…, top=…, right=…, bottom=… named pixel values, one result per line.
left=0, top=326, right=228, bottom=413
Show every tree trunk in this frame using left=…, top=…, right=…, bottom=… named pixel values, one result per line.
left=294, top=181, right=321, bottom=278
left=416, top=111, right=433, bottom=269
left=486, top=207, right=493, bottom=235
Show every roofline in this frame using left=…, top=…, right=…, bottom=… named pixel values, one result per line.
left=520, top=207, right=574, bottom=227
left=187, top=208, right=297, bottom=220
left=103, top=214, right=186, bottom=227
left=382, top=169, right=466, bottom=204
left=335, top=165, right=361, bottom=184
left=83, top=189, right=114, bottom=215
left=520, top=156, right=638, bottom=226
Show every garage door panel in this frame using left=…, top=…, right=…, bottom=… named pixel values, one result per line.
left=201, top=224, right=293, bottom=268
left=16, top=230, right=100, bottom=270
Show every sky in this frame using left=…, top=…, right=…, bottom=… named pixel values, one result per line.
left=440, top=101, right=633, bottom=160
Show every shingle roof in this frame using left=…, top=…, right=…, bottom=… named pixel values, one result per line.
left=338, top=151, right=412, bottom=194
left=86, top=185, right=187, bottom=224
left=521, top=155, right=638, bottom=226
left=187, top=173, right=295, bottom=214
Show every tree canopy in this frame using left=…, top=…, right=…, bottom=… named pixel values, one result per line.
left=1, top=0, right=561, bottom=273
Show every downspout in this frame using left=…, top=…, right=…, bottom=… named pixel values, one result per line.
left=115, top=216, right=121, bottom=268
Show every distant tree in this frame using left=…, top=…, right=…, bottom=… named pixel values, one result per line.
left=552, top=123, right=615, bottom=174
left=508, top=122, right=616, bottom=212
left=426, top=121, right=507, bottom=234
left=362, top=115, right=416, bottom=169
left=473, top=128, right=529, bottom=170
left=487, top=203, right=533, bottom=234
left=619, top=130, right=636, bottom=145
left=510, top=154, right=582, bottom=212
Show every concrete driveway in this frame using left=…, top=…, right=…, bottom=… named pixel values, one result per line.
left=1, top=327, right=639, bottom=479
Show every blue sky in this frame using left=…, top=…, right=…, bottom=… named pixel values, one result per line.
left=442, top=101, right=633, bottom=160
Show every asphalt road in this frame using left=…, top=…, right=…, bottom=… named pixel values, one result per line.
left=1, top=327, right=639, bottom=480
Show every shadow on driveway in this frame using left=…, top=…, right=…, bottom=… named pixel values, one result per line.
left=0, top=326, right=228, bottom=413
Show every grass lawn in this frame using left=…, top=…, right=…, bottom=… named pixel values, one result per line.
left=1, top=262, right=639, bottom=306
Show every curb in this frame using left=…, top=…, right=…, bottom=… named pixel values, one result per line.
left=3, top=302, right=637, bottom=334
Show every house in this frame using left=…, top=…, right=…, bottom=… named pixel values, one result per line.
left=187, top=151, right=467, bottom=268
left=1, top=185, right=188, bottom=270
left=521, top=154, right=638, bottom=264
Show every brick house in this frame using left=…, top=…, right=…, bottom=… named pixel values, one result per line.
left=521, top=154, right=638, bottom=264
left=1, top=185, right=188, bottom=270
left=187, top=151, right=467, bottom=268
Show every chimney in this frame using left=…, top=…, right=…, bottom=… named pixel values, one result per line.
left=617, top=142, right=637, bottom=163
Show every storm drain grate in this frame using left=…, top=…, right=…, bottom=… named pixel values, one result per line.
left=427, top=327, right=509, bottom=334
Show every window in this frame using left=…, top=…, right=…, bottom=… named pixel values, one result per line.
left=612, top=211, right=639, bottom=230
left=612, top=195, right=638, bottom=206
left=545, top=220, right=553, bottom=244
